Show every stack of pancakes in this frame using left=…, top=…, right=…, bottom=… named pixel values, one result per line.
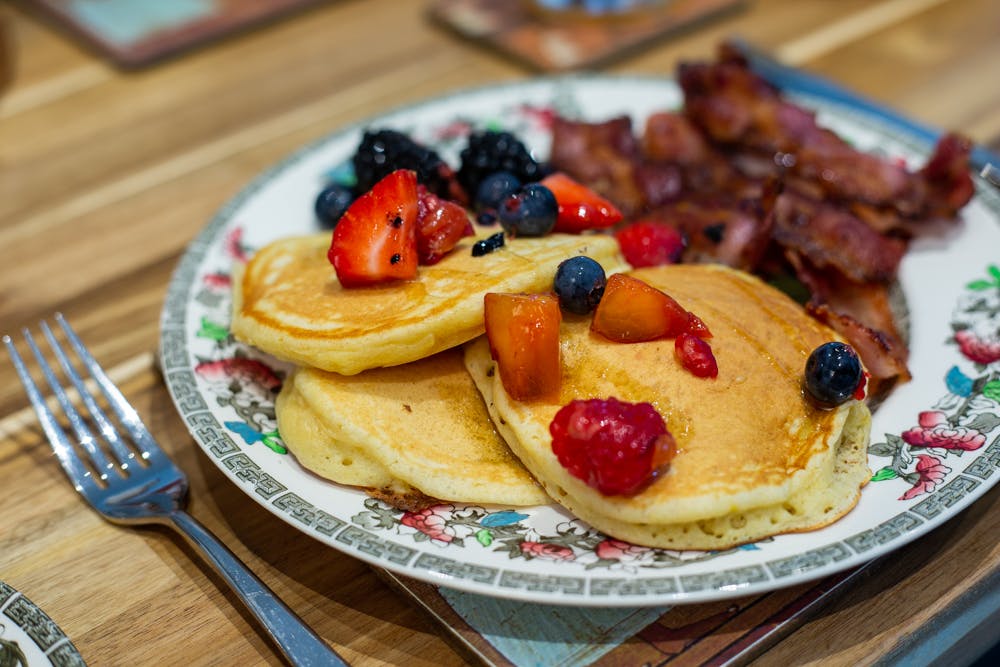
left=232, top=228, right=871, bottom=549
left=232, top=228, right=626, bottom=510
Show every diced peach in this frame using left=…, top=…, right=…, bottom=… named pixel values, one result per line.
left=484, top=293, right=562, bottom=401
left=591, top=274, right=689, bottom=342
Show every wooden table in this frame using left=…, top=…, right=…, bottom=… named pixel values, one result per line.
left=2, top=0, right=999, bottom=665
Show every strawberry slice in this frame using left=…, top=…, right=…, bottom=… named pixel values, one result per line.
left=614, top=221, right=686, bottom=267
left=328, top=169, right=419, bottom=287
left=591, top=274, right=689, bottom=343
left=540, top=172, right=623, bottom=233
left=416, top=185, right=474, bottom=265
left=484, top=293, right=562, bottom=401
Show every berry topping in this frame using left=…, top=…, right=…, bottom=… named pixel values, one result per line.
left=553, top=256, right=606, bottom=315
left=458, top=130, right=546, bottom=198
left=484, top=293, right=562, bottom=401
left=498, top=183, right=558, bottom=237
left=540, top=172, right=623, bottom=233
left=352, top=129, right=461, bottom=201
left=314, top=182, right=355, bottom=228
left=804, top=342, right=864, bottom=408
left=550, top=397, right=677, bottom=496
left=591, top=273, right=690, bottom=342
left=415, top=185, right=473, bottom=265
left=474, top=171, right=522, bottom=214
left=328, top=169, right=418, bottom=287
left=471, top=232, right=505, bottom=257
left=615, top=221, right=686, bottom=267
left=675, top=332, right=718, bottom=378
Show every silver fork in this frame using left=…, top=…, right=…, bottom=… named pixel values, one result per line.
left=4, top=314, right=348, bottom=667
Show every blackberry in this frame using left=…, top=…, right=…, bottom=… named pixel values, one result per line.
left=457, top=130, right=545, bottom=200
left=352, top=129, right=458, bottom=200
left=471, top=232, right=505, bottom=257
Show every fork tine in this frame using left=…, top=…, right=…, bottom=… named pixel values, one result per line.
left=53, top=314, right=170, bottom=466
left=41, top=320, right=138, bottom=471
left=3, top=333, right=105, bottom=494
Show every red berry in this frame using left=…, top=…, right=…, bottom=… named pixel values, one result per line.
left=615, top=221, right=686, bottom=267
left=415, top=185, right=473, bottom=265
left=328, top=169, right=418, bottom=287
left=549, top=398, right=676, bottom=496
left=675, top=332, right=718, bottom=378
left=540, top=172, right=623, bottom=233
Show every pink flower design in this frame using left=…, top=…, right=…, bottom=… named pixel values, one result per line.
left=901, top=410, right=986, bottom=451
left=516, top=104, right=557, bottom=131
left=401, top=505, right=455, bottom=543
left=900, top=454, right=951, bottom=500
left=519, top=541, right=575, bottom=561
left=225, top=227, right=250, bottom=263
left=202, top=272, right=232, bottom=290
left=595, top=539, right=652, bottom=563
left=955, top=329, right=1000, bottom=365
left=195, top=357, right=282, bottom=392
left=431, top=120, right=474, bottom=142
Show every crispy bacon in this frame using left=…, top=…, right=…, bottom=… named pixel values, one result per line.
left=678, top=44, right=973, bottom=222
left=773, top=191, right=907, bottom=284
left=550, top=115, right=647, bottom=216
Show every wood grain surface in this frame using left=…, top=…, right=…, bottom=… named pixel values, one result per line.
left=2, top=0, right=999, bottom=665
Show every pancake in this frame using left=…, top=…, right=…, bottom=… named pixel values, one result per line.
left=464, top=263, right=872, bottom=550
left=232, top=227, right=627, bottom=375
left=276, top=347, right=549, bottom=508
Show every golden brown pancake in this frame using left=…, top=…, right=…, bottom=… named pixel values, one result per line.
left=276, top=347, right=549, bottom=508
left=232, top=228, right=627, bottom=375
left=464, top=263, right=871, bottom=550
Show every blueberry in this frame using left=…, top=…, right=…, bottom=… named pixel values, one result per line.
left=474, top=171, right=521, bottom=214
left=804, top=342, right=863, bottom=407
left=314, top=183, right=355, bottom=228
left=554, top=256, right=606, bottom=315
left=498, top=183, right=557, bottom=237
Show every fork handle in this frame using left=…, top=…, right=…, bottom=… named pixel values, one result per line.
left=168, top=510, right=349, bottom=667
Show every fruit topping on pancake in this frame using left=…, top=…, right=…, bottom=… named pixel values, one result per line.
left=232, top=227, right=627, bottom=375
left=464, top=263, right=872, bottom=550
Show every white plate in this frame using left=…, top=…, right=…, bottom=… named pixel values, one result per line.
left=0, top=582, right=85, bottom=666
left=159, top=76, right=1000, bottom=607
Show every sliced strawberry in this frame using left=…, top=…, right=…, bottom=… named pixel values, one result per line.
left=329, top=169, right=418, bottom=287
left=615, top=221, right=686, bottom=267
left=416, top=185, right=474, bottom=265
left=675, top=332, right=718, bottom=378
left=591, top=274, right=690, bottom=343
left=484, top=293, right=562, bottom=401
left=540, top=172, right=623, bottom=233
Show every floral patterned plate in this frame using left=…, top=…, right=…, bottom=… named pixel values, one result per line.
left=159, top=76, right=1000, bottom=607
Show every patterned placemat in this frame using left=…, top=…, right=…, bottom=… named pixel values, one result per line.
left=376, top=560, right=874, bottom=666
left=429, top=0, right=745, bottom=71
left=24, top=0, right=327, bottom=68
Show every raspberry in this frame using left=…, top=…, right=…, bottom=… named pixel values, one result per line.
left=549, top=398, right=676, bottom=496
left=614, top=221, right=686, bottom=267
